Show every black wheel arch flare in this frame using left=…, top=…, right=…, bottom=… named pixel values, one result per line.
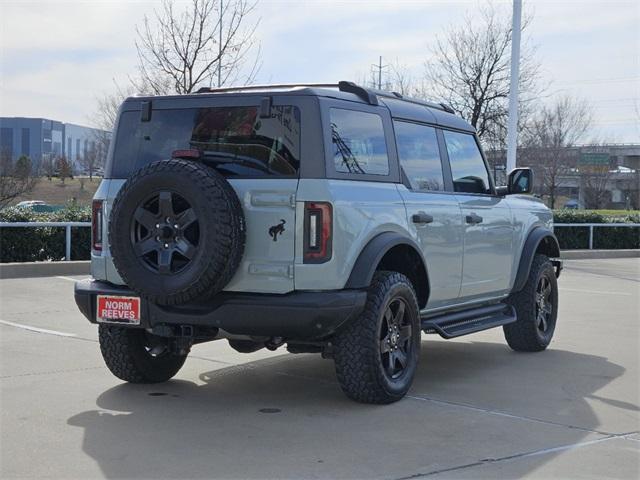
left=345, top=232, right=430, bottom=309
left=512, top=226, right=561, bottom=293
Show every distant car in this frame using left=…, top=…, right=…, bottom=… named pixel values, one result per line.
left=564, top=199, right=579, bottom=209
left=15, top=200, right=47, bottom=209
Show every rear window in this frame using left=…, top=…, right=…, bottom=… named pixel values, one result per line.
left=330, top=108, right=389, bottom=176
left=107, top=105, right=301, bottom=178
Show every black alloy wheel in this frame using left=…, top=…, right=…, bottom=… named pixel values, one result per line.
left=535, top=275, right=553, bottom=333
left=380, top=298, right=413, bottom=379
left=131, top=191, right=200, bottom=275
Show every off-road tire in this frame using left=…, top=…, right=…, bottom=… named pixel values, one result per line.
left=333, top=271, right=420, bottom=404
left=109, top=159, right=245, bottom=305
left=504, top=254, right=558, bottom=352
left=99, top=325, right=187, bottom=383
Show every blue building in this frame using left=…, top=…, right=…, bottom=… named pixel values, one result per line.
left=0, top=117, right=110, bottom=173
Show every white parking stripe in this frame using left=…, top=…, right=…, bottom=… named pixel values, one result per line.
left=560, top=288, right=633, bottom=296
left=0, top=319, right=77, bottom=337
left=55, top=276, right=87, bottom=282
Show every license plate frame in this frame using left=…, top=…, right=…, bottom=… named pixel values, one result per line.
left=96, top=295, right=141, bottom=325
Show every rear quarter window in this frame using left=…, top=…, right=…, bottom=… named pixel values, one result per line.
left=330, top=108, right=389, bottom=176
left=107, top=105, right=301, bottom=179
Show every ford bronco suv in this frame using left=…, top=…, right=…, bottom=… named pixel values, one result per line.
left=74, top=81, right=562, bottom=404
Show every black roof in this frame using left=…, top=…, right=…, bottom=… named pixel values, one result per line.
left=126, top=81, right=475, bottom=133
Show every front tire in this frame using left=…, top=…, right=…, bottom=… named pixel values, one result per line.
left=504, top=254, right=558, bottom=352
left=333, top=271, right=420, bottom=404
left=99, top=325, right=187, bottom=383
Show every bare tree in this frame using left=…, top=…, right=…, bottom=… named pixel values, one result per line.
left=0, top=151, right=38, bottom=209
left=582, top=169, right=613, bottom=209
left=91, top=0, right=260, bottom=133
left=56, top=156, right=73, bottom=185
left=79, top=143, right=103, bottom=181
left=135, top=0, right=260, bottom=95
left=522, top=96, right=592, bottom=208
left=424, top=4, right=541, bottom=148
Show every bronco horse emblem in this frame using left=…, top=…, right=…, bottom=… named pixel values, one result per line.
left=268, top=219, right=286, bottom=242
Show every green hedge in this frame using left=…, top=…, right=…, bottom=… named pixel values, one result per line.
left=553, top=210, right=640, bottom=250
left=1, top=206, right=638, bottom=262
left=0, top=206, right=91, bottom=263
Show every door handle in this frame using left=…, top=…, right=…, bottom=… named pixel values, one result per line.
left=412, top=212, right=434, bottom=224
left=465, top=213, right=483, bottom=224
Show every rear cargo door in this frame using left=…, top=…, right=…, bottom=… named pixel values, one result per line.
left=224, top=179, right=298, bottom=293
left=104, top=95, right=303, bottom=293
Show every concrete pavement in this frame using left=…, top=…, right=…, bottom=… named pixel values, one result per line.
left=0, top=259, right=638, bottom=479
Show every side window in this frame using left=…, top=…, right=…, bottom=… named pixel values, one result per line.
left=330, top=108, right=389, bottom=175
left=443, top=131, right=491, bottom=194
left=394, top=121, right=444, bottom=191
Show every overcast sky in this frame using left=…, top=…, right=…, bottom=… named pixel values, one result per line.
left=1, top=0, right=638, bottom=142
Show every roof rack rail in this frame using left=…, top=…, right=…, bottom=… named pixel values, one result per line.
left=439, top=103, right=455, bottom=114
left=195, top=81, right=456, bottom=114
left=337, top=81, right=378, bottom=105
left=196, top=83, right=338, bottom=94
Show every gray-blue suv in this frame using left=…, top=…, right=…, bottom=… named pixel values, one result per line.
left=75, top=81, right=562, bottom=404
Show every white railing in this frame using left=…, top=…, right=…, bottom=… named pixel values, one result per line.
left=0, top=222, right=91, bottom=261
left=554, top=223, right=640, bottom=250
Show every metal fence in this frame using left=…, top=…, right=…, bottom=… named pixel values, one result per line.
left=1, top=221, right=637, bottom=261
left=0, top=222, right=91, bottom=261
left=554, top=223, right=640, bottom=250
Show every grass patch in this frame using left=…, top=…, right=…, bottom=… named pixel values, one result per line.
left=12, top=177, right=101, bottom=207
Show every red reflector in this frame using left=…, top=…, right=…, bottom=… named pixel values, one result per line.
left=171, top=149, right=201, bottom=159
left=92, top=200, right=103, bottom=252
left=304, top=202, right=332, bottom=264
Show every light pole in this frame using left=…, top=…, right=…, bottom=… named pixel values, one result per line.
left=218, top=0, right=223, bottom=87
left=506, top=0, right=522, bottom=173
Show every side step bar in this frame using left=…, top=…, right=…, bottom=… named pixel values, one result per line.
left=421, top=303, right=517, bottom=339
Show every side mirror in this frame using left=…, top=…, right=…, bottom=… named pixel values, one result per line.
left=507, top=168, right=533, bottom=194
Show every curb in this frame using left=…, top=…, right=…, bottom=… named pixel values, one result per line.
left=0, top=261, right=90, bottom=279
left=560, top=249, right=640, bottom=260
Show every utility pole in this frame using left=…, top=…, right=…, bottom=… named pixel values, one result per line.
left=371, top=56, right=388, bottom=90
left=218, top=0, right=223, bottom=87
left=506, top=0, right=522, bottom=173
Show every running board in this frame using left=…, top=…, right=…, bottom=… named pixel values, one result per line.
left=421, top=303, right=517, bottom=339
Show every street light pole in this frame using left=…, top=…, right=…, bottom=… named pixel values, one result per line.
left=506, top=0, right=522, bottom=173
left=218, top=0, right=223, bottom=87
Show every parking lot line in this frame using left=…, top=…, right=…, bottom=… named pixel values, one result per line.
left=0, top=319, right=77, bottom=337
left=560, top=288, right=633, bottom=296
left=55, top=275, right=88, bottom=282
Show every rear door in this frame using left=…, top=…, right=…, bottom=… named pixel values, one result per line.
left=104, top=96, right=302, bottom=293
left=393, top=121, right=464, bottom=309
left=441, top=130, right=514, bottom=299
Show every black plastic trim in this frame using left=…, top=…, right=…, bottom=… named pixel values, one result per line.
left=345, top=232, right=429, bottom=292
left=421, top=303, right=516, bottom=339
left=512, top=227, right=561, bottom=293
left=74, top=279, right=366, bottom=341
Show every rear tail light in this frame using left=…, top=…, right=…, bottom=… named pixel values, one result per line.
left=303, top=202, right=332, bottom=263
left=92, top=200, right=104, bottom=252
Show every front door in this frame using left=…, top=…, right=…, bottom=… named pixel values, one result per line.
left=442, top=129, right=514, bottom=299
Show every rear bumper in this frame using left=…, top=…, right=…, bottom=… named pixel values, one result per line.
left=74, top=279, right=366, bottom=340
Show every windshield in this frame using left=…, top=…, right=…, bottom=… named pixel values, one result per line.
left=107, top=105, right=301, bottom=178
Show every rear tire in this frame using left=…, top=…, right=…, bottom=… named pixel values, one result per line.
left=504, top=254, right=558, bottom=352
left=99, top=325, right=187, bottom=383
left=333, top=271, right=420, bottom=404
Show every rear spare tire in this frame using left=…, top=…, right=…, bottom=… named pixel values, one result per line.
left=109, top=159, right=245, bottom=305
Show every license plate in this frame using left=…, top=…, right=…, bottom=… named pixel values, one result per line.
left=96, top=295, right=141, bottom=325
